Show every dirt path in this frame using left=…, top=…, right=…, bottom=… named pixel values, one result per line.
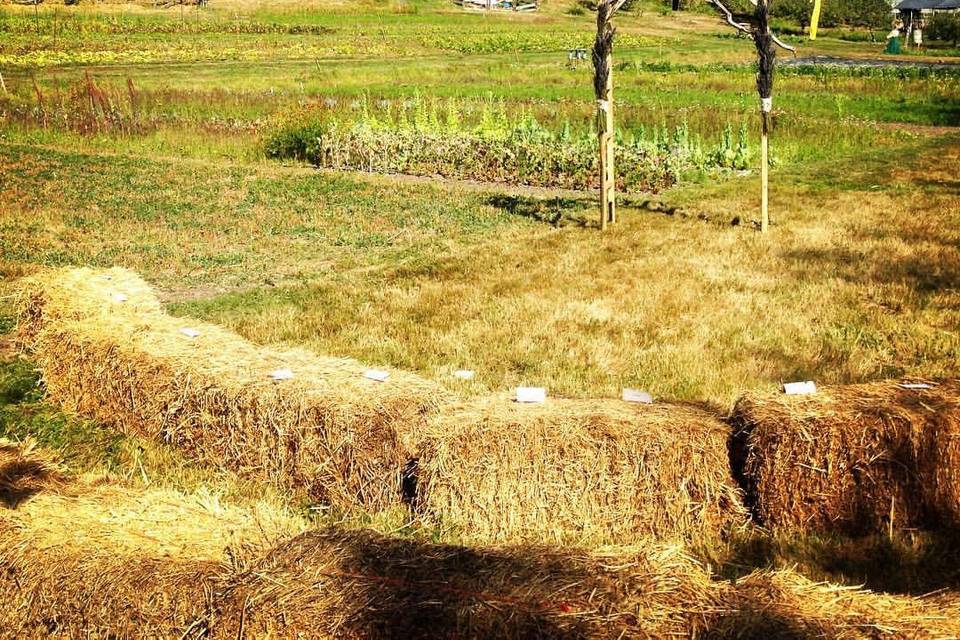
left=783, top=55, right=960, bottom=70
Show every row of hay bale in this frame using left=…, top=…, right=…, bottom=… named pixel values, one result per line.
left=14, top=267, right=745, bottom=545
left=16, top=267, right=452, bottom=513
left=2, top=442, right=959, bottom=640
left=16, top=267, right=960, bottom=542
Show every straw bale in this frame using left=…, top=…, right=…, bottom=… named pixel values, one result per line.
left=14, top=266, right=162, bottom=348
left=408, top=397, right=746, bottom=545
left=4, top=442, right=960, bottom=640
left=16, top=267, right=452, bottom=511
left=730, top=380, right=960, bottom=534
left=0, top=445, right=302, bottom=639
left=711, top=569, right=960, bottom=639
left=214, top=528, right=720, bottom=640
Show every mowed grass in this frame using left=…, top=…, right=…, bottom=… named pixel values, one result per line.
left=173, top=135, right=960, bottom=406
left=2, top=132, right=958, bottom=407
left=0, top=143, right=519, bottom=292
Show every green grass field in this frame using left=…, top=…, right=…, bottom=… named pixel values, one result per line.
left=2, top=0, right=960, bottom=617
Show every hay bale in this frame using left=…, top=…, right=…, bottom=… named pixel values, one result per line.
left=730, top=380, right=960, bottom=534
left=16, top=267, right=452, bottom=511
left=408, top=398, right=746, bottom=545
left=14, top=266, right=161, bottom=346
left=0, top=446, right=723, bottom=640
left=214, top=528, right=720, bottom=640
left=4, top=445, right=960, bottom=640
left=0, top=444, right=301, bottom=639
left=711, top=569, right=960, bottom=639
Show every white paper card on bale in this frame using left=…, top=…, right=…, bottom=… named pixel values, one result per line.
left=516, top=387, right=546, bottom=404
left=622, top=388, right=654, bottom=404
left=179, top=327, right=201, bottom=338
left=453, top=370, right=475, bottom=380
left=364, top=369, right=390, bottom=382
left=783, top=381, right=817, bottom=395
left=270, top=368, right=294, bottom=381
left=112, top=293, right=128, bottom=303
left=899, top=382, right=934, bottom=390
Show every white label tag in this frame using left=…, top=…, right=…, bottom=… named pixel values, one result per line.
left=516, top=387, right=546, bottom=403
left=270, top=368, right=294, bottom=381
left=453, top=370, right=475, bottom=380
left=899, top=382, right=933, bottom=390
left=622, top=388, right=654, bottom=404
left=179, top=327, right=200, bottom=338
left=784, top=381, right=817, bottom=395
left=112, top=293, right=128, bottom=302
left=761, top=97, right=773, bottom=113
left=364, top=369, right=390, bottom=382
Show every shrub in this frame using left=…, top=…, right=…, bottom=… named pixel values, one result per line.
left=928, top=13, right=960, bottom=47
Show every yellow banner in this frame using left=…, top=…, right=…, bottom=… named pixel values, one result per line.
left=810, top=0, right=823, bottom=40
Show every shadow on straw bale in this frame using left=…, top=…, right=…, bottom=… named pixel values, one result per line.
left=214, top=527, right=718, bottom=640
left=409, top=397, right=747, bottom=545
left=0, top=440, right=67, bottom=508
left=719, top=527, right=960, bottom=596
left=705, top=569, right=960, bottom=640
left=4, top=442, right=960, bottom=640
left=729, top=379, right=960, bottom=535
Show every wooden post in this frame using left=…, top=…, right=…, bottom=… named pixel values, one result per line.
left=598, top=69, right=615, bottom=229
left=710, top=0, right=791, bottom=232
left=593, top=0, right=624, bottom=231
left=0, top=71, right=7, bottom=95
left=760, top=109, right=769, bottom=233
left=755, top=0, right=774, bottom=234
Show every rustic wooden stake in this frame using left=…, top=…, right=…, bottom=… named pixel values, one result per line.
left=755, top=0, right=775, bottom=233
left=809, top=0, right=822, bottom=40
left=710, top=0, right=793, bottom=233
left=593, top=0, right=626, bottom=231
left=760, top=109, right=769, bottom=232
left=598, top=64, right=615, bottom=229
left=0, top=71, right=7, bottom=95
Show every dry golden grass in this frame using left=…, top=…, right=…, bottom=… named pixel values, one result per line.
left=411, top=396, right=746, bottom=545
left=730, top=379, right=960, bottom=535
left=200, top=140, right=960, bottom=408
left=16, top=267, right=452, bottom=513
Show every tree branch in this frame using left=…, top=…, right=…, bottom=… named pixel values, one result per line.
left=708, top=0, right=797, bottom=54
left=709, top=0, right=751, bottom=34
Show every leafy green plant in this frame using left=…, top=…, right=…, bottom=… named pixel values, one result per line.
left=266, top=99, right=754, bottom=192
